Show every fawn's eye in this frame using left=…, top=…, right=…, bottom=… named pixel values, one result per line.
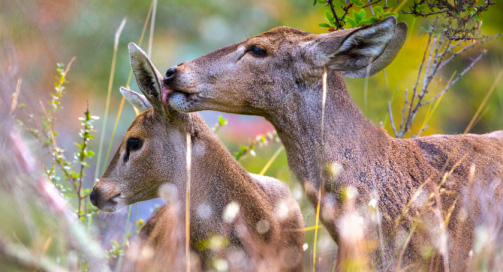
left=127, top=137, right=143, bottom=151
left=247, top=45, right=268, bottom=57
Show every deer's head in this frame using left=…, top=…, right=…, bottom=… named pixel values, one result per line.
left=90, top=43, right=191, bottom=212
left=163, top=17, right=407, bottom=116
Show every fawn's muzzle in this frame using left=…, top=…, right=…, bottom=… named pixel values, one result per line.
left=89, top=189, right=99, bottom=207
left=89, top=182, right=122, bottom=212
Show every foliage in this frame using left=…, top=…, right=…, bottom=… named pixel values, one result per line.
left=404, top=0, right=495, bottom=41
left=315, top=0, right=397, bottom=30
left=388, top=30, right=500, bottom=138
left=212, top=115, right=228, bottom=133
left=314, top=0, right=500, bottom=137
left=314, top=0, right=494, bottom=41
left=16, top=61, right=100, bottom=222
left=233, top=131, right=280, bottom=161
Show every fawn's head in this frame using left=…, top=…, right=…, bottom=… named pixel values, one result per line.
left=91, top=43, right=192, bottom=212
left=163, top=17, right=407, bottom=116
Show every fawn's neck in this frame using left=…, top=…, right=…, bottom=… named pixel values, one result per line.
left=179, top=117, right=277, bottom=242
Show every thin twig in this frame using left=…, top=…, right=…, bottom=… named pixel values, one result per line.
left=326, top=0, right=342, bottom=29
left=438, top=34, right=501, bottom=71
left=362, top=0, right=381, bottom=9
left=388, top=101, right=399, bottom=137
left=38, top=100, right=76, bottom=185
left=421, top=35, right=438, bottom=95
left=423, top=50, right=486, bottom=105
left=399, top=31, right=433, bottom=137
left=399, top=88, right=408, bottom=133
left=9, top=79, right=22, bottom=116
left=76, top=107, right=92, bottom=219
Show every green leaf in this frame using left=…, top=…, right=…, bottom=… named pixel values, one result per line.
left=318, top=23, right=332, bottom=28
left=375, top=6, right=384, bottom=15
left=218, top=115, right=228, bottom=126
left=325, top=10, right=334, bottom=23
left=359, top=9, right=366, bottom=20
left=355, top=1, right=364, bottom=7
left=345, top=17, right=358, bottom=27
left=416, top=4, right=425, bottom=11
left=353, top=10, right=362, bottom=22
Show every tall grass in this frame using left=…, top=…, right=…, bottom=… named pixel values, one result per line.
left=94, top=18, right=127, bottom=183
left=312, top=67, right=329, bottom=272
left=111, top=2, right=157, bottom=271
left=1, top=2, right=161, bottom=271
left=185, top=133, right=192, bottom=272
left=4, top=60, right=109, bottom=271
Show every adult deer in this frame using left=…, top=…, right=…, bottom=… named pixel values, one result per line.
left=90, top=44, right=304, bottom=271
left=162, top=17, right=503, bottom=270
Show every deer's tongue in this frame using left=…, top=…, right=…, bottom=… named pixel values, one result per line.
left=161, top=87, right=173, bottom=106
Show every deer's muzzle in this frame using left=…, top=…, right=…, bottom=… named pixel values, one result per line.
left=90, top=182, right=123, bottom=212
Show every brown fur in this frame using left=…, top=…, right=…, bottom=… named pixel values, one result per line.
left=91, top=45, right=304, bottom=272
left=162, top=17, right=503, bottom=270
left=123, top=203, right=192, bottom=272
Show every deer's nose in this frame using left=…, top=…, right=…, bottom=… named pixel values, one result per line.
left=90, top=189, right=100, bottom=207
left=165, top=66, right=177, bottom=79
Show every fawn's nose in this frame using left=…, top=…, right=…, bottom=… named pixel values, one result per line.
left=90, top=189, right=99, bottom=207
left=165, top=66, right=177, bottom=79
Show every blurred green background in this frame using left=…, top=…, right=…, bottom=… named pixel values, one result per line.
left=1, top=0, right=502, bottom=270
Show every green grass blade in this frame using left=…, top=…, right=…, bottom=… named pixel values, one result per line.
left=94, top=18, right=127, bottom=183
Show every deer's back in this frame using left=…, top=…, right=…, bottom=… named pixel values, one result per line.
left=410, top=131, right=503, bottom=180
left=388, top=131, right=503, bottom=269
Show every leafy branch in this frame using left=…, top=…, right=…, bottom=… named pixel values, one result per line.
left=16, top=60, right=99, bottom=221
left=404, top=0, right=496, bottom=41
left=212, top=115, right=228, bottom=133
left=315, top=0, right=396, bottom=30
left=234, top=131, right=280, bottom=161
left=388, top=26, right=500, bottom=138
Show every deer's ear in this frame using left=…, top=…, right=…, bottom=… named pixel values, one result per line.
left=120, top=87, right=152, bottom=113
left=128, top=43, right=168, bottom=116
left=313, top=17, right=407, bottom=78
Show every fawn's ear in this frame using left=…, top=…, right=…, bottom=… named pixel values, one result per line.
left=120, top=87, right=152, bottom=113
left=128, top=42, right=169, bottom=117
left=309, top=17, right=407, bottom=78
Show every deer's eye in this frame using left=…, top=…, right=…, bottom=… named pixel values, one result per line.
left=247, top=45, right=268, bottom=57
left=127, top=137, right=143, bottom=151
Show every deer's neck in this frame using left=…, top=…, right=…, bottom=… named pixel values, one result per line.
left=267, top=71, right=392, bottom=192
